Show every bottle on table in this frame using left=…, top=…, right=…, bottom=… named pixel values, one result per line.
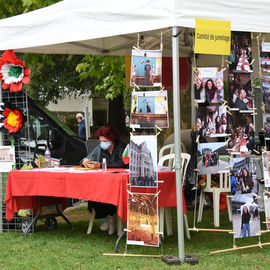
left=45, top=147, right=51, bottom=168
left=102, top=158, right=107, bottom=172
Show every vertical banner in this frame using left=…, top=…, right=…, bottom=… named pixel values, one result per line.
left=129, top=135, right=157, bottom=187
left=230, top=157, right=261, bottom=238
left=127, top=193, right=159, bottom=247
left=130, top=91, right=168, bottom=129
left=195, top=18, right=231, bottom=55
left=130, top=50, right=162, bottom=87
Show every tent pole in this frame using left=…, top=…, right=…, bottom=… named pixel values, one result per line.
left=172, top=26, right=185, bottom=261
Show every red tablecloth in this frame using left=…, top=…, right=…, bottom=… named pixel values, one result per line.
left=5, top=168, right=186, bottom=222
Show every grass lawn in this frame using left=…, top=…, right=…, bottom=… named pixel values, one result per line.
left=0, top=204, right=270, bottom=270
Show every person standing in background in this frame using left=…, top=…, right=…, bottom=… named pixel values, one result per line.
left=76, top=113, right=86, bottom=141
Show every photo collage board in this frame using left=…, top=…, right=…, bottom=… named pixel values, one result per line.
left=259, top=42, right=270, bottom=230
left=127, top=49, right=168, bottom=247
left=195, top=32, right=261, bottom=238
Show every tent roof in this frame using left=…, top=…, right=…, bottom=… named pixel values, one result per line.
left=0, top=0, right=269, bottom=55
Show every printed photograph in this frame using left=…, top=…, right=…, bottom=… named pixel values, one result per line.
left=0, top=146, right=15, bottom=172
left=130, top=49, right=162, bottom=87
left=130, top=91, right=168, bottom=129
left=263, top=113, right=270, bottom=135
left=260, top=42, right=270, bottom=107
left=228, top=72, right=253, bottom=112
left=129, top=135, right=157, bottom=187
left=229, top=32, right=253, bottom=73
left=127, top=193, right=159, bottom=247
left=232, top=196, right=261, bottom=239
left=197, top=142, right=229, bottom=175
left=263, top=192, right=270, bottom=229
left=193, top=67, right=224, bottom=103
left=230, top=157, right=257, bottom=195
left=227, top=112, right=255, bottom=155
left=196, top=105, right=227, bottom=137
left=262, top=151, right=270, bottom=187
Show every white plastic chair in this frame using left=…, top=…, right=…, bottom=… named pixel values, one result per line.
left=158, top=152, right=191, bottom=239
left=197, top=172, right=232, bottom=227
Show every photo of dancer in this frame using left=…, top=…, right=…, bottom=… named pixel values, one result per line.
left=193, top=67, right=224, bottom=103
left=130, top=49, right=162, bottom=87
left=228, top=72, right=253, bottom=111
left=227, top=112, right=255, bottom=155
left=229, top=32, right=253, bottom=73
left=196, top=105, right=227, bottom=137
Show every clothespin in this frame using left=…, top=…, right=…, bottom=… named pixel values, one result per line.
left=156, top=180, right=164, bottom=183
left=196, top=135, right=200, bottom=145
left=220, top=100, right=227, bottom=110
left=227, top=195, right=234, bottom=199
left=261, top=102, right=266, bottom=113
left=154, top=190, right=161, bottom=198
left=225, top=60, right=232, bottom=65
left=226, top=148, right=233, bottom=151
left=127, top=190, right=133, bottom=196
left=191, top=226, right=199, bottom=232
left=225, top=138, right=230, bottom=145
left=261, top=128, right=266, bottom=133
left=255, top=33, right=262, bottom=42
left=194, top=102, right=199, bottom=109
left=225, top=165, right=231, bottom=169
left=155, top=125, right=162, bottom=132
left=251, top=112, right=258, bottom=116
left=253, top=149, right=260, bottom=155
left=159, top=86, right=165, bottom=93
left=124, top=228, right=131, bottom=232
left=262, top=148, right=267, bottom=153
left=155, top=231, right=163, bottom=236
left=132, top=45, right=141, bottom=52
left=253, top=157, right=261, bottom=161
left=250, top=59, right=255, bottom=65
left=194, top=168, right=200, bottom=172
left=133, top=83, right=140, bottom=90
left=226, top=110, right=232, bottom=116
left=264, top=189, right=270, bottom=195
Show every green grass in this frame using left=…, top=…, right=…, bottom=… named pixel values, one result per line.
left=0, top=205, right=270, bottom=269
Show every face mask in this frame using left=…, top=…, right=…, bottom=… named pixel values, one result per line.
left=100, top=141, right=112, bottom=150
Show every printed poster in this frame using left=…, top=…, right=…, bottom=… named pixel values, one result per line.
left=130, top=91, right=168, bottom=129
left=130, top=50, right=162, bottom=87
left=0, top=146, right=15, bottom=172
left=129, top=135, right=157, bottom=187
left=127, top=193, right=159, bottom=247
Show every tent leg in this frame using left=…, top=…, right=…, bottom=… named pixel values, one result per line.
left=172, top=26, right=185, bottom=262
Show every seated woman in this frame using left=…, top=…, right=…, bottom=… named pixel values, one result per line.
left=81, top=125, right=128, bottom=235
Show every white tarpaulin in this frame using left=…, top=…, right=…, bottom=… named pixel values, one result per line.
left=0, top=0, right=269, bottom=54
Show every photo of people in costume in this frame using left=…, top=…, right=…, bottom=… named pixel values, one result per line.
left=228, top=72, right=253, bottom=111
left=129, top=135, right=157, bottom=187
left=230, top=157, right=257, bottom=195
left=197, top=142, right=229, bottom=175
left=227, top=112, right=255, bottom=155
left=130, top=91, right=168, bottom=129
left=193, top=67, right=224, bottom=104
left=229, top=32, right=253, bottom=73
left=127, top=193, right=159, bottom=247
left=130, top=49, right=162, bottom=87
left=262, top=151, right=270, bottom=187
left=196, top=105, right=227, bottom=137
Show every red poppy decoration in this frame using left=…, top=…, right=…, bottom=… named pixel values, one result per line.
left=0, top=105, right=24, bottom=133
left=0, top=50, right=31, bottom=93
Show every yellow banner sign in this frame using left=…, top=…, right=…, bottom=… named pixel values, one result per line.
left=195, top=18, right=231, bottom=55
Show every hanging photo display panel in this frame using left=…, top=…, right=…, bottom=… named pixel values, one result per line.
left=130, top=49, right=162, bottom=87
left=130, top=91, right=168, bottom=129
left=263, top=192, right=270, bottom=229
left=230, top=156, right=261, bottom=238
left=227, top=112, right=255, bottom=155
left=196, top=105, right=227, bottom=137
left=127, top=193, right=159, bottom=247
left=229, top=32, right=253, bottom=73
left=262, top=151, right=270, bottom=187
left=228, top=72, right=253, bottom=112
left=193, top=67, right=224, bottom=104
left=197, top=142, right=229, bottom=175
left=259, top=42, right=270, bottom=108
left=129, top=135, right=157, bottom=187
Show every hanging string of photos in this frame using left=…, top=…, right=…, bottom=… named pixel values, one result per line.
left=125, top=33, right=169, bottom=249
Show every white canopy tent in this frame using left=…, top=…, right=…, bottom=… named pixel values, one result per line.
left=0, top=0, right=270, bottom=262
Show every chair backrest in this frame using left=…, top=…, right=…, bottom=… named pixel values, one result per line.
left=158, top=152, right=191, bottom=185
left=205, top=172, right=231, bottom=191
